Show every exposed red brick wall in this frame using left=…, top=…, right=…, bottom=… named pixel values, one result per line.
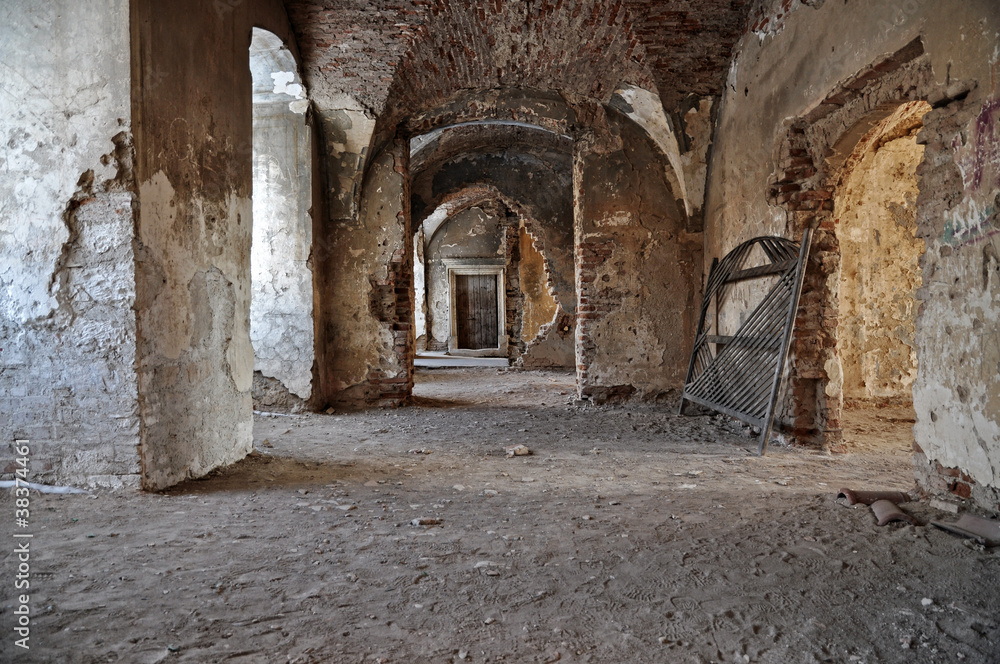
left=770, top=120, right=839, bottom=444
left=364, top=241, right=415, bottom=406
left=913, top=442, right=1000, bottom=513
left=387, top=0, right=656, bottom=129
left=625, top=0, right=750, bottom=108
left=574, top=238, right=615, bottom=391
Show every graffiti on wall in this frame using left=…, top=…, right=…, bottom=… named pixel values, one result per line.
left=944, top=98, right=1000, bottom=247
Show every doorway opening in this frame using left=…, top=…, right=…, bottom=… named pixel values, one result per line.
left=413, top=190, right=571, bottom=371
left=418, top=198, right=521, bottom=364
left=248, top=28, right=314, bottom=412
left=450, top=266, right=504, bottom=354
left=833, top=101, right=931, bottom=450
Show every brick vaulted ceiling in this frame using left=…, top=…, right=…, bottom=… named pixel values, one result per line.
left=284, top=0, right=753, bottom=132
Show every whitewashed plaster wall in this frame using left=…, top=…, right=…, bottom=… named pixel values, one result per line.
left=0, top=0, right=140, bottom=488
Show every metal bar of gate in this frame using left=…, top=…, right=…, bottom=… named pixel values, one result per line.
left=756, top=226, right=813, bottom=454
left=678, top=231, right=814, bottom=456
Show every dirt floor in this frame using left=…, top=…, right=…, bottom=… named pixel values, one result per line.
left=2, top=368, right=999, bottom=663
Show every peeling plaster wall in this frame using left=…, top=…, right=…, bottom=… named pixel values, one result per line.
left=321, top=106, right=376, bottom=225
left=249, top=28, right=315, bottom=411
left=610, top=87, right=713, bottom=229
left=320, top=141, right=413, bottom=407
left=611, top=87, right=690, bottom=216
left=250, top=100, right=314, bottom=407
left=520, top=306, right=576, bottom=369
left=575, top=110, right=702, bottom=402
left=312, top=101, right=378, bottom=406
left=836, top=105, right=927, bottom=403
left=705, top=0, right=1000, bottom=510
left=132, top=0, right=296, bottom=490
left=0, top=0, right=140, bottom=488
left=678, top=99, right=715, bottom=230
left=519, top=220, right=573, bottom=369
left=413, top=230, right=427, bottom=350
left=914, top=87, right=1000, bottom=509
left=519, top=226, right=559, bottom=344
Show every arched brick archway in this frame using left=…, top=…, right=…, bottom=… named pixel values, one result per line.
left=416, top=184, right=568, bottom=361
left=420, top=185, right=552, bottom=267
left=766, top=37, right=951, bottom=448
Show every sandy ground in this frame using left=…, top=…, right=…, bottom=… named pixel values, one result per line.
left=2, top=368, right=998, bottom=663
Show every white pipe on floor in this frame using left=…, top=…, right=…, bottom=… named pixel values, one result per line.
left=0, top=480, right=90, bottom=494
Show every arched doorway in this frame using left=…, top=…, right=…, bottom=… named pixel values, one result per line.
left=833, top=101, right=931, bottom=448
left=248, top=28, right=315, bottom=412
left=766, top=38, right=939, bottom=449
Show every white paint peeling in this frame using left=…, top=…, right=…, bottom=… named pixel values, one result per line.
left=250, top=97, right=314, bottom=400
left=271, top=71, right=305, bottom=99
left=1, top=0, right=140, bottom=488
left=596, top=211, right=632, bottom=227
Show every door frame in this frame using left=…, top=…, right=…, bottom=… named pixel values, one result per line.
left=445, top=259, right=507, bottom=357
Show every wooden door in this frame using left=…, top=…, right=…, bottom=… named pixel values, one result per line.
left=455, top=274, right=499, bottom=349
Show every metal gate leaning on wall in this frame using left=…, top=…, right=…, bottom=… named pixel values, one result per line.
left=679, top=230, right=814, bottom=455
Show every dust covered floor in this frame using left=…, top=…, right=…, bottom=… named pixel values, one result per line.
left=3, top=369, right=999, bottom=663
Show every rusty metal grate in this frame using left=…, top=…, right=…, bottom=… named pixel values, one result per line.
left=679, top=231, right=813, bottom=455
